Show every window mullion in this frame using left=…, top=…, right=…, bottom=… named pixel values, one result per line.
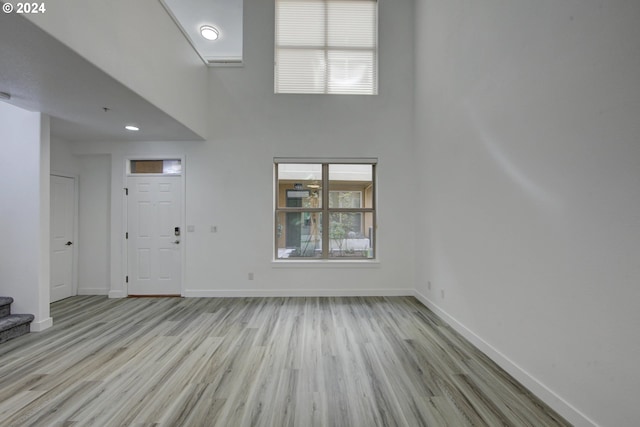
left=274, top=163, right=279, bottom=258
left=328, top=208, right=375, bottom=212
left=321, top=163, right=330, bottom=259
left=372, top=163, right=377, bottom=257
left=276, top=208, right=324, bottom=213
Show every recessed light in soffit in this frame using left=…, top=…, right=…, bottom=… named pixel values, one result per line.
left=200, top=25, right=219, bottom=41
left=159, top=0, right=243, bottom=67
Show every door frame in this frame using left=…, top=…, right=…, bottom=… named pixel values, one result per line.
left=122, top=155, right=186, bottom=296
left=50, top=172, right=79, bottom=300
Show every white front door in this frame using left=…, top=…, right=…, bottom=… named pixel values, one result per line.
left=50, top=175, right=75, bottom=302
left=127, top=175, right=183, bottom=295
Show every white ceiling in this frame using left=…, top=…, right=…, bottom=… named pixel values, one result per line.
left=161, top=0, right=243, bottom=65
left=0, top=6, right=204, bottom=142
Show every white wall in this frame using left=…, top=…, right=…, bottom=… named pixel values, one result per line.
left=414, top=1, right=640, bottom=426
left=0, top=102, right=51, bottom=331
left=70, top=0, right=416, bottom=297
left=26, top=0, right=209, bottom=139
left=76, top=155, right=111, bottom=295
left=188, top=0, right=416, bottom=295
left=51, top=137, right=79, bottom=177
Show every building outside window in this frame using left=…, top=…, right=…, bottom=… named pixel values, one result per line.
left=275, top=160, right=376, bottom=259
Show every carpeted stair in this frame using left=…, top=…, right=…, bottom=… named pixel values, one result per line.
left=0, top=297, right=34, bottom=344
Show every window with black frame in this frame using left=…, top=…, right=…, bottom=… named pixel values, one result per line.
left=275, top=160, right=376, bottom=259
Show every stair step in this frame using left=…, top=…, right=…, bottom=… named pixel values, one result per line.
left=0, top=296, right=14, bottom=318
left=0, top=314, right=35, bottom=344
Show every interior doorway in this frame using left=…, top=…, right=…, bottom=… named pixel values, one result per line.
left=50, top=174, right=77, bottom=302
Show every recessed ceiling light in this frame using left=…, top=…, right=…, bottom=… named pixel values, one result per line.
left=200, top=25, right=219, bottom=41
left=125, top=125, right=140, bottom=131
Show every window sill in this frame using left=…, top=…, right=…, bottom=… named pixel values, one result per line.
left=272, top=259, right=380, bottom=269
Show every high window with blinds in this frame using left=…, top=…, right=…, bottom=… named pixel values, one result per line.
left=275, top=0, right=378, bottom=95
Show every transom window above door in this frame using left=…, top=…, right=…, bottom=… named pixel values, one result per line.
left=128, top=159, right=182, bottom=175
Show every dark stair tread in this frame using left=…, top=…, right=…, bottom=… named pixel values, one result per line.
left=0, top=314, right=35, bottom=331
left=0, top=296, right=14, bottom=306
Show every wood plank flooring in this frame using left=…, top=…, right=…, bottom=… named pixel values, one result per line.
left=0, top=296, right=571, bottom=426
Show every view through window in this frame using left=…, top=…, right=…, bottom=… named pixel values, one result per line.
left=275, top=161, right=376, bottom=259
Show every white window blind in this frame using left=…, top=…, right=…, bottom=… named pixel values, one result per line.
left=275, top=0, right=378, bottom=95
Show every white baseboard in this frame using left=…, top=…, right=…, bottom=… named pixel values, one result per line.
left=413, top=291, right=597, bottom=427
left=108, top=290, right=127, bottom=299
left=184, top=288, right=414, bottom=298
left=30, top=316, right=53, bottom=332
left=77, top=288, right=109, bottom=296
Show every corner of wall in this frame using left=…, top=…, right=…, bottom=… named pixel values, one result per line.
left=30, top=317, right=53, bottom=332
left=38, top=114, right=51, bottom=326
left=413, top=290, right=597, bottom=427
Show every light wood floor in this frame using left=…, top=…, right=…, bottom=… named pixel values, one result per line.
left=0, top=296, right=571, bottom=426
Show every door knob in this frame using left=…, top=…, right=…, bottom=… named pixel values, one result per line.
left=65, top=241, right=73, bottom=246
left=173, top=240, right=180, bottom=244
